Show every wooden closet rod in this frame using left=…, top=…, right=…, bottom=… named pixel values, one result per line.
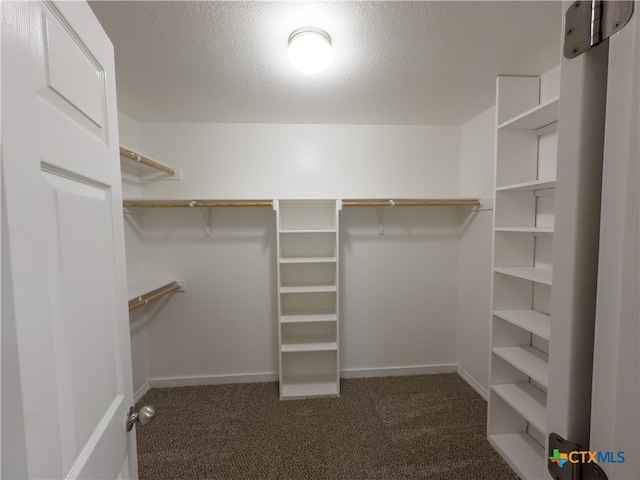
left=123, top=200, right=274, bottom=208
left=343, top=199, right=482, bottom=207
left=129, top=281, right=181, bottom=312
left=120, top=147, right=177, bottom=176
left=123, top=199, right=482, bottom=209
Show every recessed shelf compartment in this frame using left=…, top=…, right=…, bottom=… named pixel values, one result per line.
left=280, top=350, right=338, bottom=399
left=281, top=313, right=338, bottom=324
left=491, top=383, right=547, bottom=433
left=278, top=200, right=337, bottom=231
left=493, top=309, right=550, bottom=340
left=495, top=109, right=558, bottom=189
left=494, top=189, right=556, bottom=230
left=280, top=285, right=337, bottom=294
left=495, top=227, right=554, bottom=234
left=488, top=433, right=547, bottom=480
left=281, top=261, right=335, bottom=283
left=281, top=374, right=339, bottom=399
left=280, top=292, right=336, bottom=318
left=279, top=256, right=337, bottom=264
left=279, top=228, right=337, bottom=234
left=492, top=346, right=549, bottom=387
left=494, top=267, right=552, bottom=285
left=281, top=336, right=338, bottom=352
left=498, top=96, right=559, bottom=130
left=279, top=231, right=336, bottom=260
left=496, top=179, right=556, bottom=192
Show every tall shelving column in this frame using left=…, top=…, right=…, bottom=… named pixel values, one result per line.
left=275, top=199, right=341, bottom=399
left=488, top=76, right=559, bottom=478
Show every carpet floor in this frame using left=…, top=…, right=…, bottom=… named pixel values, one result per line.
left=135, top=374, right=519, bottom=479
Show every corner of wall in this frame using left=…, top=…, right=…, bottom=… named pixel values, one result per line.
left=456, top=105, right=497, bottom=395
left=118, top=110, right=151, bottom=396
left=118, top=111, right=140, bottom=151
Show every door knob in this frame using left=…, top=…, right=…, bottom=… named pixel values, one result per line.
left=126, top=405, right=156, bottom=432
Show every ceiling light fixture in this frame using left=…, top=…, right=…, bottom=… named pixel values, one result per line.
left=288, top=27, right=333, bottom=74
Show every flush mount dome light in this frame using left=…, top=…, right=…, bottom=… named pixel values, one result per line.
left=288, top=27, right=333, bottom=74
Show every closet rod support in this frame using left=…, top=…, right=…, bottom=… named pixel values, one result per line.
left=197, top=208, right=213, bottom=237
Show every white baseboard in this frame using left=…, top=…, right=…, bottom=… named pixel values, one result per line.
left=134, top=381, right=151, bottom=403
left=148, top=364, right=457, bottom=389
left=341, top=363, right=457, bottom=378
left=150, top=372, right=278, bottom=389
left=456, top=365, right=488, bottom=400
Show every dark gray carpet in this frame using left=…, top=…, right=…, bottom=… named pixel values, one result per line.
left=135, top=374, right=518, bottom=479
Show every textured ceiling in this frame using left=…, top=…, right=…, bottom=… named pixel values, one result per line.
left=89, top=1, right=562, bottom=125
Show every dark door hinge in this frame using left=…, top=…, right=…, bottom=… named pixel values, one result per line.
left=548, top=433, right=609, bottom=480
left=564, top=1, right=634, bottom=58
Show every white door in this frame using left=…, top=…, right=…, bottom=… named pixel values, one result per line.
left=548, top=2, right=639, bottom=479
left=590, top=1, right=640, bottom=478
left=1, top=1, right=137, bottom=478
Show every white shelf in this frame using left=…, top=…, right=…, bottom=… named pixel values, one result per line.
left=498, top=96, right=559, bottom=130
left=281, top=375, right=339, bottom=399
left=281, top=313, right=338, bottom=324
left=491, top=383, right=547, bottom=433
left=495, top=227, right=554, bottom=234
left=281, top=335, right=337, bottom=352
left=488, top=433, right=547, bottom=480
left=280, top=285, right=337, bottom=294
left=496, top=179, right=556, bottom=192
left=494, top=267, right=552, bottom=285
left=280, top=228, right=337, bottom=234
left=279, top=257, right=337, bottom=264
left=492, top=346, right=549, bottom=387
left=493, top=309, right=551, bottom=340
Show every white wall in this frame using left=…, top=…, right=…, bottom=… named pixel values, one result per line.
left=119, top=111, right=152, bottom=398
left=123, top=122, right=468, bottom=386
left=131, top=206, right=278, bottom=383
left=341, top=206, right=460, bottom=375
left=457, top=106, right=496, bottom=397
left=137, top=123, right=461, bottom=199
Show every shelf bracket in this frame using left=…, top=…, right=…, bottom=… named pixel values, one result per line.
left=377, top=200, right=394, bottom=235
left=194, top=203, right=213, bottom=237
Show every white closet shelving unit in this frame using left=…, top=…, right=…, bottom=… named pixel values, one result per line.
left=274, top=199, right=341, bottom=399
left=488, top=76, right=559, bottom=479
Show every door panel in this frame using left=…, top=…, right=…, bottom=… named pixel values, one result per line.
left=43, top=12, right=105, bottom=130
left=42, top=166, right=120, bottom=472
left=1, top=1, right=136, bottom=478
left=590, top=2, right=640, bottom=478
